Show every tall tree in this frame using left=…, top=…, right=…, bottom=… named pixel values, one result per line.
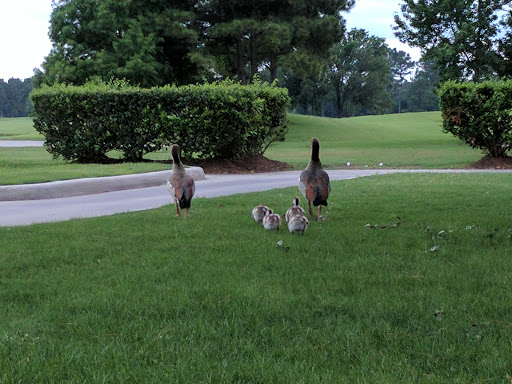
left=40, top=0, right=204, bottom=86
left=198, top=0, right=354, bottom=84
left=403, top=60, right=440, bottom=112
left=388, top=48, right=415, bottom=113
left=499, top=10, right=512, bottom=77
left=0, top=78, right=33, bottom=117
left=0, top=80, right=5, bottom=117
left=394, top=0, right=510, bottom=82
left=327, top=29, right=392, bottom=118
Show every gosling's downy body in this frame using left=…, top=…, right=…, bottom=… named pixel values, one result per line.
left=287, top=215, right=309, bottom=235
left=262, top=209, right=281, bottom=231
left=252, top=205, right=270, bottom=223
left=285, top=197, right=306, bottom=223
left=168, top=144, right=195, bottom=218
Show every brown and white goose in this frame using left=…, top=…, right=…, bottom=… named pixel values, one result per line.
left=167, top=144, right=195, bottom=218
left=285, top=197, right=306, bottom=223
left=299, top=138, right=331, bottom=219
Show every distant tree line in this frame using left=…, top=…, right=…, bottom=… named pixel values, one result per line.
left=276, top=29, right=440, bottom=118
left=0, top=78, right=33, bottom=117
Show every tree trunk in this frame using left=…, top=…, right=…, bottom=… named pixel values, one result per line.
left=335, top=81, right=343, bottom=118
left=269, top=54, right=278, bottom=82
left=236, top=39, right=247, bottom=84
left=398, top=83, right=402, bottom=114
left=249, top=34, right=259, bottom=81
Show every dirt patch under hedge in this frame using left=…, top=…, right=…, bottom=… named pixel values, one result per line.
left=189, top=155, right=292, bottom=174
left=469, top=155, right=512, bottom=169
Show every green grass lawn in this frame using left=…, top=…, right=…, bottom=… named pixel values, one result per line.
left=2, top=173, right=512, bottom=382
left=266, top=112, right=482, bottom=169
left=0, top=112, right=484, bottom=185
left=0, top=117, right=44, bottom=140
left=0, top=147, right=172, bottom=185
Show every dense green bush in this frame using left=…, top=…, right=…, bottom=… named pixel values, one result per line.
left=31, top=80, right=289, bottom=162
left=439, top=80, right=512, bottom=158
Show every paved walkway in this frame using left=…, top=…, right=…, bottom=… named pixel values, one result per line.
left=0, top=140, right=44, bottom=147
left=2, top=139, right=512, bottom=227
left=0, top=169, right=379, bottom=227
left=2, top=168, right=512, bottom=227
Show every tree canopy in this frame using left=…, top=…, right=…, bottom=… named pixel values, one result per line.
left=327, top=29, right=392, bottom=117
left=38, top=0, right=355, bottom=86
left=389, top=48, right=416, bottom=113
left=30, top=1, right=443, bottom=118
left=38, top=0, right=204, bottom=87
left=0, top=78, right=33, bottom=117
left=394, top=0, right=512, bottom=81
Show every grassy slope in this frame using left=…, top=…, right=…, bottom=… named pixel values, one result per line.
left=0, top=147, right=171, bottom=185
left=0, top=112, right=483, bottom=185
left=2, top=173, right=512, bottom=382
left=0, top=117, right=44, bottom=140
left=266, top=112, right=482, bottom=169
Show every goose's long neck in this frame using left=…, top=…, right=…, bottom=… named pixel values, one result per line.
left=173, top=161, right=185, bottom=173
left=309, top=141, right=322, bottom=168
left=172, top=147, right=185, bottom=173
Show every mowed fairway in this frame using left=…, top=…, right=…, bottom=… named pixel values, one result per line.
left=266, top=112, right=482, bottom=169
left=0, top=147, right=171, bottom=185
left=2, top=173, right=512, bottom=382
left=0, top=117, right=44, bottom=141
left=1, top=112, right=484, bottom=185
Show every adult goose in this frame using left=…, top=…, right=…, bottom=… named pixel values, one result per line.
left=299, top=138, right=331, bottom=219
left=167, top=144, right=195, bottom=218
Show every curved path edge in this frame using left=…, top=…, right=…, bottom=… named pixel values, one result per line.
left=0, top=167, right=206, bottom=201
left=1, top=169, right=511, bottom=227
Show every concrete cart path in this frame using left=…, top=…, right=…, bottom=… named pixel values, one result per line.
left=0, top=169, right=389, bottom=227
left=0, top=140, right=44, bottom=147
left=1, top=168, right=511, bottom=227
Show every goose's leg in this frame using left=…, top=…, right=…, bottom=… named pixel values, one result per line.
left=175, top=202, right=182, bottom=217
left=308, top=201, right=314, bottom=216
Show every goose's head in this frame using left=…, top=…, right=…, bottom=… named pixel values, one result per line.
left=171, top=144, right=180, bottom=159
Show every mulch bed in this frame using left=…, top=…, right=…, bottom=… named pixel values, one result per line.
left=189, top=154, right=292, bottom=174
left=468, top=155, right=512, bottom=169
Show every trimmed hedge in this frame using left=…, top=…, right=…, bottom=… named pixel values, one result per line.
left=31, top=80, right=290, bottom=162
left=439, top=80, right=512, bottom=158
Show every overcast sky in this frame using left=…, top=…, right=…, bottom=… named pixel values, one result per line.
left=0, top=0, right=420, bottom=81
